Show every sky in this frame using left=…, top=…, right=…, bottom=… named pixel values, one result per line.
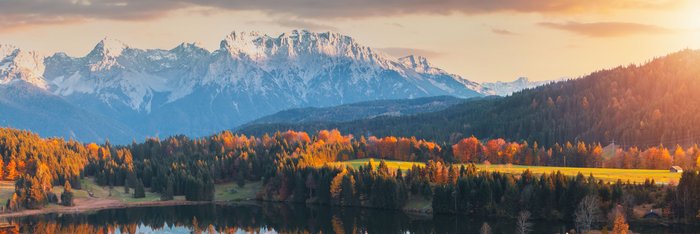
left=1, top=0, right=699, bottom=82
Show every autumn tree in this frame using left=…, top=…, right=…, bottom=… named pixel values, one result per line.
left=452, top=136, right=482, bottom=163
left=330, top=169, right=347, bottom=205
left=612, top=212, right=629, bottom=234
left=0, top=157, right=4, bottom=181
left=61, top=181, right=74, bottom=206
left=5, top=160, right=17, bottom=180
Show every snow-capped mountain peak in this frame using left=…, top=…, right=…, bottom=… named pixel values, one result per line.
left=399, top=55, right=434, bottom=74
left=0, top=44, right=18, bottom=59
left=220, top=31, right=271, bottom=59
left=0, top=46, right=48, bottom=89
left=90, top=37, right=129, bottom=57
left=219, top=30, right=392, bottom=65
left=83, top=38, right=132, bottom=72
left=172, top=42, right=209, bottom=54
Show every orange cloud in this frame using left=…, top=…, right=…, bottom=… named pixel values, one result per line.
left=248, top=18, right=338, bottom=31
left=491, top=28, right=518, bottom=36
left=539, top=21, right=674, bottom=37
left=0, top=15, right=87, bottom=33
left=0, top=0, right=688, bottom=30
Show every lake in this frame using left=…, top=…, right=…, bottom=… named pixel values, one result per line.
left=3, top=203, right=695, bottom=233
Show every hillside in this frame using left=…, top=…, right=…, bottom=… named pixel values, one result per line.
left=242, top=96, right=466, bottom=125
left=240, top=50, right=700, bottom=147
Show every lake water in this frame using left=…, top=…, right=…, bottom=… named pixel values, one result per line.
left=4, top=203, right=695, bottom=233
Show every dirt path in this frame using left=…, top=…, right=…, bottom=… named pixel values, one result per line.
left=0, top=197, right=211, bottom=218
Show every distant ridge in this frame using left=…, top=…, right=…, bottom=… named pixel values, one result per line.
left=242, top=95, right=466, bottom=126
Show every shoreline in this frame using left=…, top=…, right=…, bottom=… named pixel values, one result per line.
left=0, top=198, right=214, bottom=219
left=0, top=196, right=693, bottom=230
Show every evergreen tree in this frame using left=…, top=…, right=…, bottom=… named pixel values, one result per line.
left=133, top=179, right=146, bottom=198
left=124, top=178, right=130, bottom=194
left=160, top=178, right=174, bottom=201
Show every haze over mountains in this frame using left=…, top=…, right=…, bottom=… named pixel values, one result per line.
left=0, top=30, right=545, bottom=143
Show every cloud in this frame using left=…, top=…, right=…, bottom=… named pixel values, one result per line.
left=389, top=23, right=404, bottom=28
left=0, top=0, right=687, bottom=30
left=0, top=15, right=87, bottom=32
left=380, top=47, right=442, bottom=58
left=491, top=28, right=518, bottom=36
left=271, top=19, right=338, bottom=31
left=247, top=17, right=338, bottom=31
left=539, top=21, right=674, bottom=37
left=195, top=0, right=683, bottom=18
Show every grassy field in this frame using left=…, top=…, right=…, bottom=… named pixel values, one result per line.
left=55, top=178, right=167, bottom=202
left=0, top=178, right=173, bottom=205
left=0, top=181, right=14, bottom=204
left=214, top=181, right=262, bottom=201
left=329, top=158, right=682, bottom=184
left=0, top=178, right=264, bottom=206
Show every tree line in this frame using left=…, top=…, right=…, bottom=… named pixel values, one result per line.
left=2, top=127, right=700, bottom=230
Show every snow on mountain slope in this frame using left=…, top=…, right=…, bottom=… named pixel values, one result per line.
left=0, top=30, right=519, bottom=143
left=399, top=55, right=491, bottom=96
left=482, top=77, right=552, bottom=96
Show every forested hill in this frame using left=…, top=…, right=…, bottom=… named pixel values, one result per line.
left=242, top=96, right=467, bottom=126
left=240, top=49, right=700, bottom=147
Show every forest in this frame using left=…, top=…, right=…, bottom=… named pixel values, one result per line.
left=2, top=127, right=700, bottom=232
left=241, top=50, right=700, bottom=149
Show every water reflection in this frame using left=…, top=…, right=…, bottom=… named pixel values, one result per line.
left=4, top=203, right=694, bottom=233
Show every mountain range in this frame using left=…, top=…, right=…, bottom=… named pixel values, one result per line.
left=240, top=49, right=700, bottom=147
left=0, top=30, right=543, bottom=143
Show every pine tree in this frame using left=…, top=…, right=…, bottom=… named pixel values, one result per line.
left=160, top=178, right=174, bottom=201
left=124, top=178, right=130, bottom=194
left=133, top=179, right=146, bottom=198
left=236, top=170, right=246, bottom=188
left=340, top=174, right=355, bottom=206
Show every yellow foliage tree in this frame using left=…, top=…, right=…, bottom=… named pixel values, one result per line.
left=330, top=169, right=347, bottom=203
left=612, top=213, right=629, bottom=234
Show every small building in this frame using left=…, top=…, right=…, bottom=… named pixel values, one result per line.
left=643, top=210, right=662, bottom=219
left=670, top=166, right=683, bottom=173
